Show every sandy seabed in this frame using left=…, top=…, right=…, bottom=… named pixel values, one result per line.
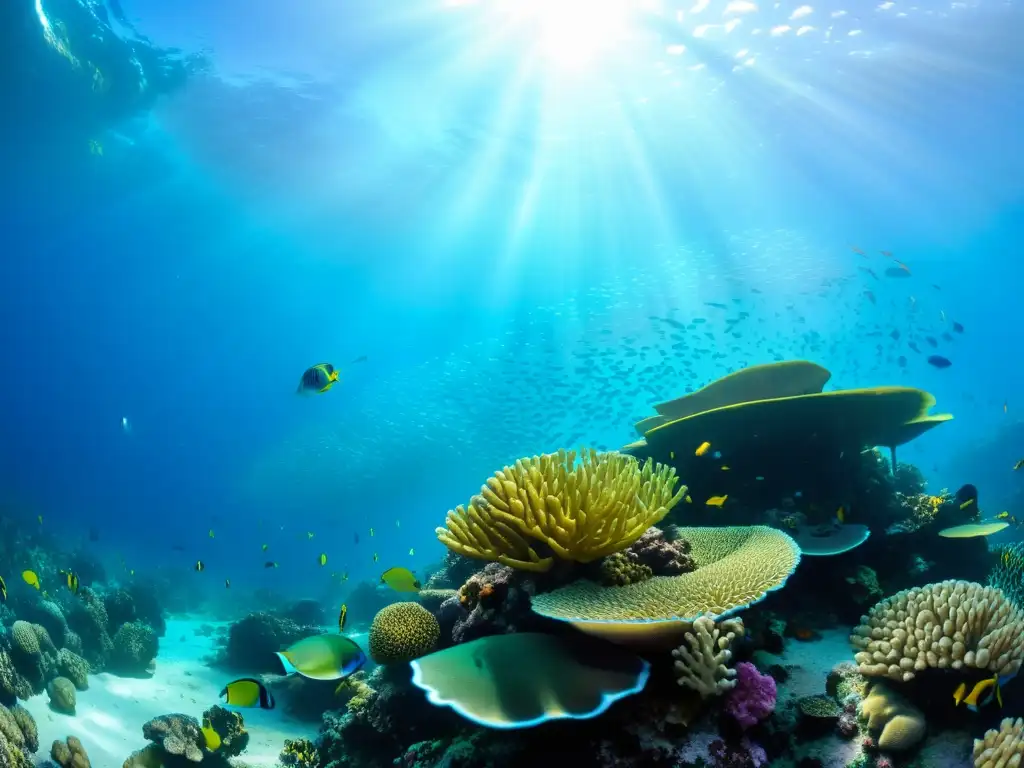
left=23, top=618, right=318, bottom=767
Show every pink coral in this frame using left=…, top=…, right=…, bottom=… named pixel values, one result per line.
left=724, top=663, right=777, bottom=729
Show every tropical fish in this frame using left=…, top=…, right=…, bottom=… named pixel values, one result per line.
left=0, top=576, right=6, bottom=602
left=1014, top=459, right=1024, bottom=471
left=319, top=553, right=327, bottom=566
left=669, top=451, right=675, bottom=460
left=307, top=532, right=314, bottom=540
left=209, top=529, right=215, bottom=539
left=409, top=548, right=415, bottom=556
left=195, top=561, right=205, bottom=572
left=369, top=528, right=375, bottom=537
left=705, top=495, right=728, bottom=508
left=59, top=570, right=79, bottom=594
left=695, top=441, right=711, bottom=457
left=952, top=321, right=964, bottom=333
left=262, top=544, right=269, bottom=551
left=220, top=678, right=276, bottom=709
left=954, top=675, right=1004, bottom=712
left=264, top=561, right=278, bottom=569
left=373, top=553, right=379, bottom=563
left=837, top=506, right=846, bottom=524
left=201, top=720, right=222, bottom=751
left=996, top=512, right=1010, bottom=520
left=338, top=604, right=347, bottom=632
left=927, top=355, right=952, bottom=369
left=297, top=363, right=340, bottom=394
left=721, top=465, right=730, bottom=471
left=225, top=579, right=231, bottom=589
left=381, top=567, right=421, bottom=593
left=21, top=570, right=40, bottom=590
left=276, top=634, right=367, bottom=681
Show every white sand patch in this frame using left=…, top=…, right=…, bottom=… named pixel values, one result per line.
left=23, top=618, right=317, bottom=767
left=754, top=627, right=854, bottom=703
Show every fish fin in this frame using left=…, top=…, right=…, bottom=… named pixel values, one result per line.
left=997, top=683, right=1003, bottom=708
left=276, top=652, right=299, bottom=676
left=320, top=381, right=335, bottom=393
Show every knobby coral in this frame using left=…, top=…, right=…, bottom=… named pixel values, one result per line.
left=369, top=603, right=440, bottom=664
left=851, top=580, right=1024, bottom=682
left=51, top=735, right=91, bottom=767
left=859, top=681, right=926, bottom=751
left=436, top=448, right=685, bottom=571
left=672, top=616, right=744, bottom=697
left=973, top=717, right=1024, bottom=768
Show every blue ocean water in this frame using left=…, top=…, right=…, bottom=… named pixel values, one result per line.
left=1, top=0, right=1022, bottom=608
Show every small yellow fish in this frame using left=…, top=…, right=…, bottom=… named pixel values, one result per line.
left=1004, top=551, right=1012, bottom=566
left=996, top=511, right=1010, bottom=520
left=338, top=603, right=348, bottom=632
left=685, top=495, right=692, bottom=504
left=837, top=506, right=846, bottom=524
left=342, top=571, right=349, bottom=581
left=705, top=495, right=728, bottom=508
left=297, top=363, right=340, bottom=394
left=695, top=441, right=711, bottom=457
left=960, top=499, right=974, bottom=511
left=721, top=465, right=730, bottom=471
left=0, top=575, right=6, bottom=602
left=381, top=566, right=421, bottom=593
left=195, top=561, right=205, bottom=572
left=319, top=553, right=328, bottom=567
left=21, top=570, right=40, bottom=590
left=669, top=451, right=675, bottom=460
left=409, top=548, right=415, bottom=556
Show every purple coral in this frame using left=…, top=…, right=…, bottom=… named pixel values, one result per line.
left=630, top=527, right=695, bottom=575
left=724, top=662, right=777, bottom=730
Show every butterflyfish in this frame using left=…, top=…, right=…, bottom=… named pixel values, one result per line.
left=955, top=675, right=1004, bottom=713
left=297, top=363, right=339, bottom=394
left=381, top=566, right=421, bottom=593
left=220, top=678, right=276, bottom=709
left=695, top=441, right=711, bottom=457
left=338, top=604, right=347, bottom=632
left=194, top=561, right=205, bottom=572
left=21, top=570, right=40, bottom=590
left=319, top=553, right=328, bottom=566
left=201, top=720, right=222, bottom=751
left=0, top=576, right=6, bottom=601
left=705, top=495, right=728, bottom=508
left=276, top=634, right=367, bottom=681
left=60, top=570, right=79, bottom=594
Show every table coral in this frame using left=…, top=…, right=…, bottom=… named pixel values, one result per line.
left=436, top=448, right=685, bottom=571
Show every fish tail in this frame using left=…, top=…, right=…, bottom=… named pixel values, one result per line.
left=275, top=652, right=299, bottom=676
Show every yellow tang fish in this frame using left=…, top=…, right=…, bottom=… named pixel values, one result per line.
left=21, top=570, right=40, bottom=590
left=381, top=566, right=421, bottom=593
left=318, top=553, right=328, bottom=567
left=996, top=511, right=1009, bottom=520
left=695, top=441, right=711, bottom=457
left=705, top=495, right=728, bottom=508
left=721, top=465, right=730, bottom=471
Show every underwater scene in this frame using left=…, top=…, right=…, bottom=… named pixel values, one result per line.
left=2, top=0, right=1023, bottom=766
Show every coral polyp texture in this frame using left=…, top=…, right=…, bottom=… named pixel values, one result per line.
left=369, top=602, right=440, bottom=664
left=671, top=616, right=744, bottom=697
left=973, top=717, right=1024, bottom=768
left=435, top=448, right=685, bottom=572
left=850, top=580, right=1024, bottom=683
left=530, top=525, right=800, bottom=628
left=860, top=681, right=927, bottom=751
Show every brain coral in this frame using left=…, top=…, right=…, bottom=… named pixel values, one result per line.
left=436, top=448, right=685, bottom=571
left=974, top=717, right=1024, bottom=768
left=10, top=622, right=39, bottom=657
left=850, top=580, right=1024, bottom=682
left=47, top=677, right=77, bottom=714
left=530, top=525, right=801, bottom=626
left=369, top=603, right=440, bottom=664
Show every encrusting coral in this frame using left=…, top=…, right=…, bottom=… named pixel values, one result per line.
left=973, top=717, right=1024, bottom=768
left=850, top=580, right=1024, bottom=682
left=600, top=551, right=653, bottom=586
left=672, top=616, right=744, bottom=697
left=369, top=603, right=440, bottom=664
left=436, top=448, right=685, bottom=571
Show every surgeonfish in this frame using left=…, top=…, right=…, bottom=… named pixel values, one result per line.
left=338, top=604, right=347, bottom=633
left=297, top=363, right=339, bottom=394
left=21, top=570, right=40, bottom=590
left=201, top=719, right=222, bottom=751
left=220, top=678, right=276, bottom=709
left=381, top=566, right=421, bottom=593
left=705, top=495, right=728, bottom=508
left=276, top=634, right=367, bottom=681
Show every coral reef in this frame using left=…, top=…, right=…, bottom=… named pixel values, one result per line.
left=280, top=737, right=320, bottom=767
left=631, top=525, right=696, bottom=575
left=56, top=648, right=90, bottom=690
left=202, top=704, right=248, bottom=757
left=599, top=551, right=652, bottom=586
left=369, top=603, right=440, bottom=664
left=436, top=448, right=685, bottom=571
left=672, top=616, right=744, bottom=697
left=724, top=662, right=776, bottom=729
left=218, top=612, right=319, bottom=673
left=50, top=735, right=90, bottom=767
left=110, top=621, right=158, bottom=676
left=446, top=563, right=535, bottom=644
left=46, top=676, right=76, bottom=714
left=139, top=713, right=204, bottom=762
left=859, top=681, right=926, bottom=751
left=851, top=580, right=1024, bottom=681
left=989, top=542, right=1024, bottom=610
left=973, top=717, right=1024, bottom=767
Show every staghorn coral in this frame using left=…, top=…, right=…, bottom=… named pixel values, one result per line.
left=672, top=616, right=744, bottom=697
left=436, top=448, right=685, bottom=571
left=531, top=525, right=800, bottom=625
left=369, top=603, right=439, bottom=664
left=50, top=735, right=90, bottom=767
left=110, top=621, right=158, bottom=675
left=851, top=580, right=1024, bottom=682
left=201, top=704, right=247, bottom=757
left=859, top=681, right=926, bottom=751
left=280, top=737, right=320, bottom=767
left=973, top=717, right=1024, bottom=768
left=599, top=552, right=652, bottom=586
left=56, top=649, right=89, bottom=690
left=47, top=677, right=76, bottom=714
left=141, top=713, right=203, bottom=762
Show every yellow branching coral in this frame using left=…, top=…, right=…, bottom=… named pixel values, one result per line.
left=436, top=448, right=685, bottom=572
left=974, top=718, right=1024, bottom=768
left=851, top=580, right=1024, bottom=682
left=672, top=616, right=744, bottom=698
